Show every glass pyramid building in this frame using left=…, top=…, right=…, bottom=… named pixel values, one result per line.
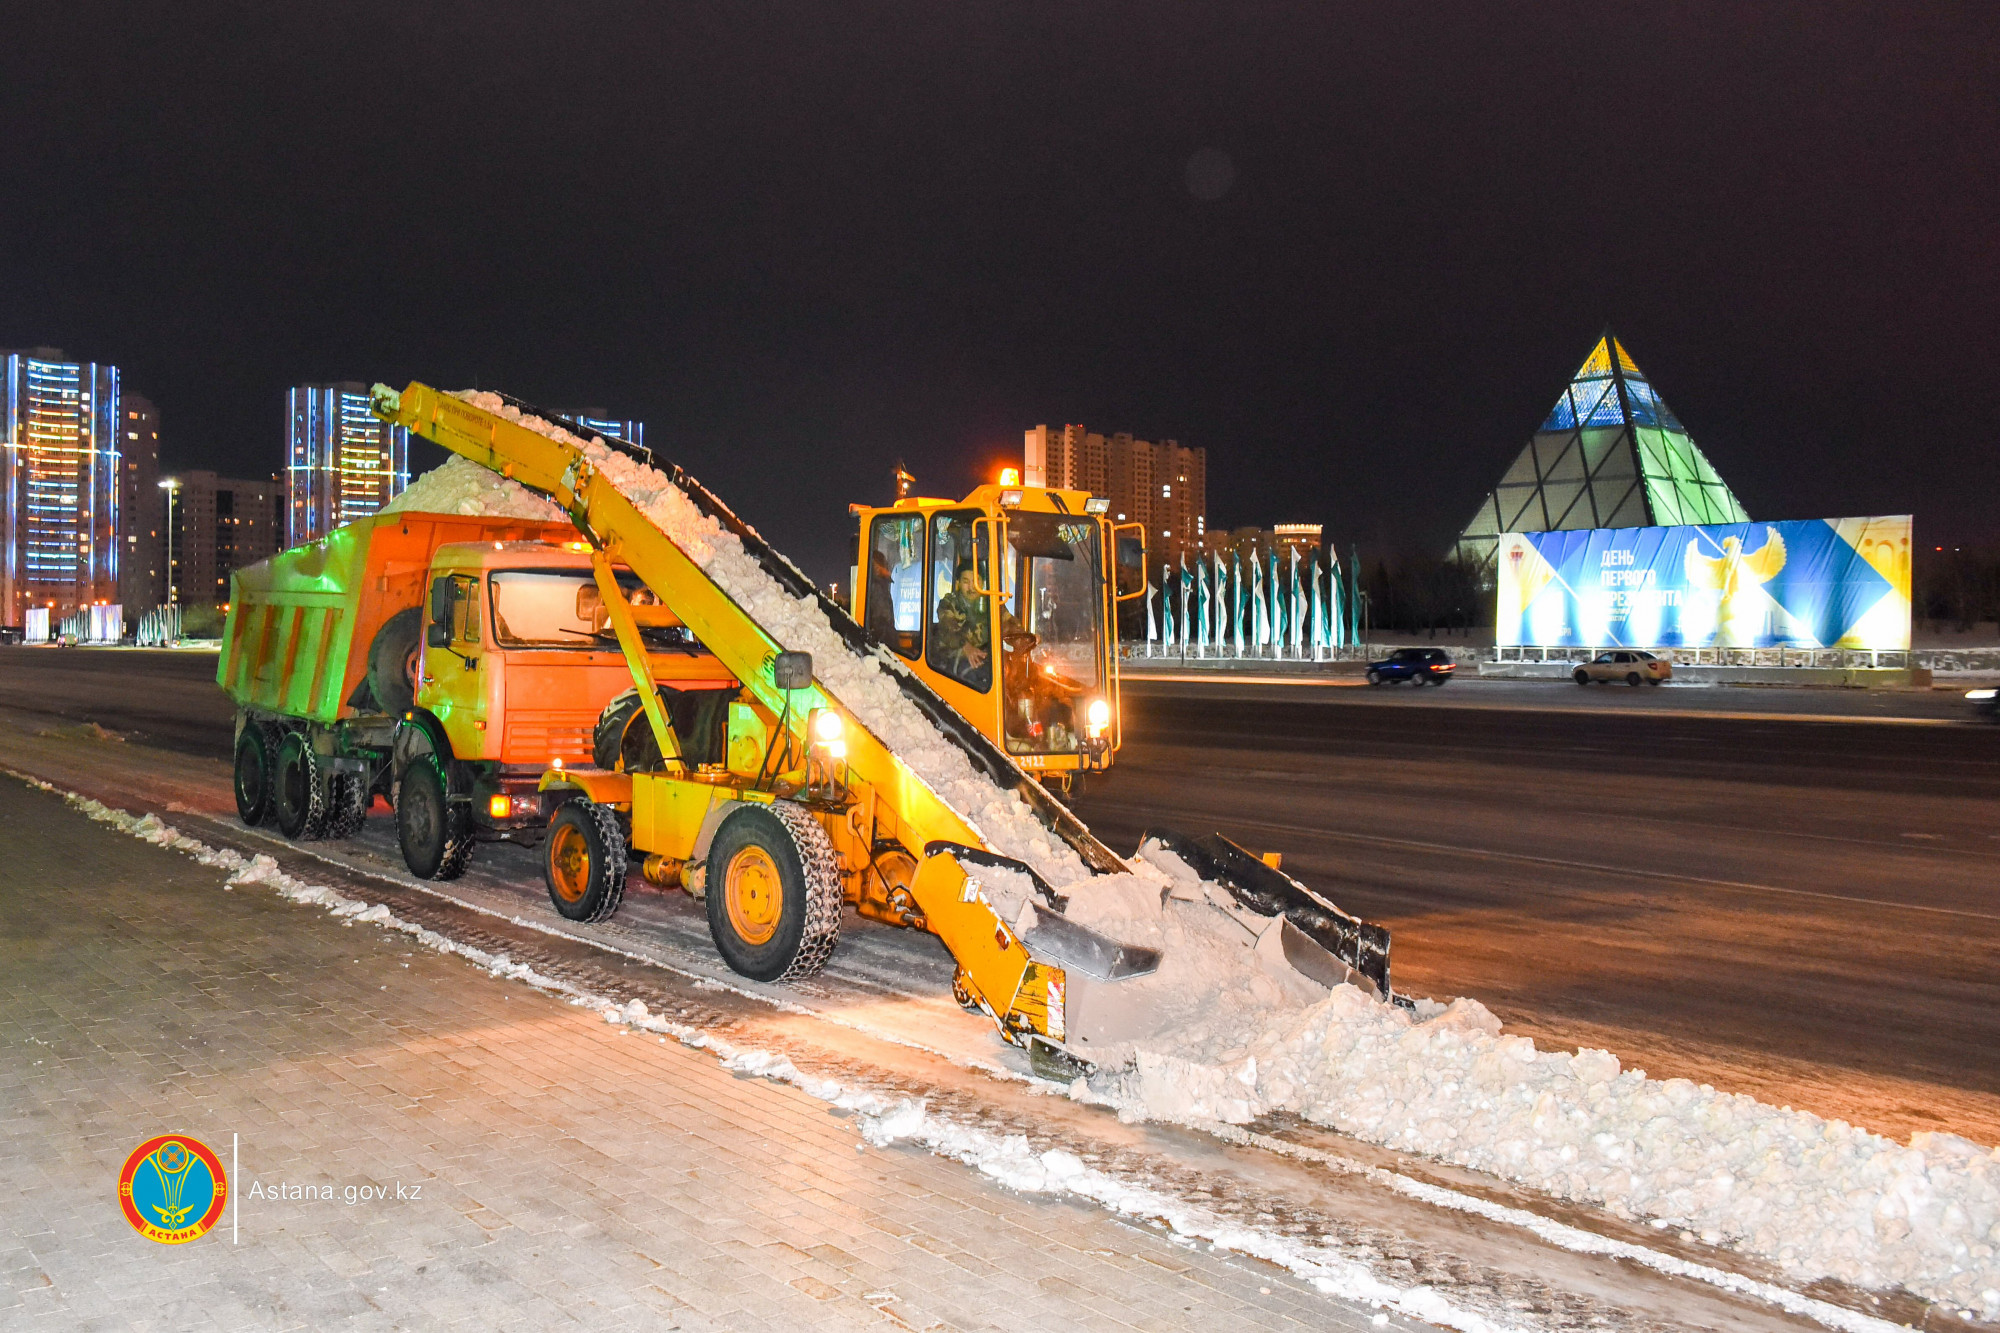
left=1455, top=334, right=1749, bottom=570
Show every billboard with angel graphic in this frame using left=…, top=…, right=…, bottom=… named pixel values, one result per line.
left=1495, top=516, right=1912, bottom=650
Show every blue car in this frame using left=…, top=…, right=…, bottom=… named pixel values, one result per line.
left=1366, top=647, right=1455, bottom=686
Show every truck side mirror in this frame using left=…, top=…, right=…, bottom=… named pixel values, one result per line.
left=429, top=576, right=457, bottom=626
left=772, top=651, right=812, bottom=690
left=426, top=622, right=451, bottom=650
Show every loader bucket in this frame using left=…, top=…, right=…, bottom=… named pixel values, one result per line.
left=1144, top=828, right=1392, bottom=1000
left=1015, top=898, right=1167, bottom=1067
left=920, top=841, right=1165, bottom=1067
left=1016, top=900, right=1161, bottom=981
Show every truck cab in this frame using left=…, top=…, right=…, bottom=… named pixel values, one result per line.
left=407, top=539, right=740, bottom=841
left=850, top=482, right=1143, bottom=791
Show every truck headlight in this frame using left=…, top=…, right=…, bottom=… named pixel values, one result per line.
left=1086, top=698, right=1111, bottom=737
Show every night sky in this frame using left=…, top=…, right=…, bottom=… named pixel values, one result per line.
left=5, top=3, right=1996, bottom=582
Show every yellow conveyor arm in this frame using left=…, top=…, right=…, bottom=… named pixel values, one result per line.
left=372, top=382, right=1138, bottom=1040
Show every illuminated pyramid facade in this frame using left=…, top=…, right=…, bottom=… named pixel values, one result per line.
left=1456, top=335, right=1748, bottom=570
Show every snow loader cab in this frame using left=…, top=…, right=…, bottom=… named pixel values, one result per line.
left=851, top=484, right=1141, bottom=795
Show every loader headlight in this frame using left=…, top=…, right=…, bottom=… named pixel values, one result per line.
left=1085, top=698, right=1111, bottom=737
left=808, top=709, right=848, bottom=773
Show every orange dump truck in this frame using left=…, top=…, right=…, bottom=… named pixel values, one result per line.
left=220, top=509, right=736, bottom=877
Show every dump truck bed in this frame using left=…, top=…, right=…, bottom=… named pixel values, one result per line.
left=220, top=511, right=575, bottom=723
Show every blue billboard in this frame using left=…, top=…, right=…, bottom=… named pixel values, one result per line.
left=1495, top=517, right=1912, bottom=650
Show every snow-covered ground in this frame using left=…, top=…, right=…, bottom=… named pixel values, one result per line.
left=388, top=395, right=2000, bottom=1319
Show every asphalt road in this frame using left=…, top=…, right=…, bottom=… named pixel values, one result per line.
left=6, top=645, right=1997, bottom=1141
left=0, top=646, right=234, bottom=755
left=1075, top=675, right=2000, bottom=1141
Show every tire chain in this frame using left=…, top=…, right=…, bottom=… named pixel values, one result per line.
left=414, top=753, right=475, bottom=881
left=324, top=773, right=368, bottom=841
left=768, top=800, right=842, bottom=982
left=577, top=800, right=629, bottom=925
left=281, top=731, right=330, bottom=841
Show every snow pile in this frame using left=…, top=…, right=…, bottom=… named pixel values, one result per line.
left=420, top=398, right=2000, bottom=1314
left=381, top=454, right=566, bottom=523
left=1048, top=842, right=2000, bottom=1313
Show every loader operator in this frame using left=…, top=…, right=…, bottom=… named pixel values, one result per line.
left=933, top=560, right=1025, bottom=692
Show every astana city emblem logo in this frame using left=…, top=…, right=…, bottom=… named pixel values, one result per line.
left=118, top=1135, right=227, bottom=1244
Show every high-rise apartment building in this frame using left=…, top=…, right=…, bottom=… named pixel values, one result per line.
left=1024, top=423, right=1207, bottom=560
left=286, top=383, right=411, bottom=546
left=1, top=349, right=122, bottom=624
left=167, top=470, right=283, bottom=606
left=118, top=393, right=164, bottom=612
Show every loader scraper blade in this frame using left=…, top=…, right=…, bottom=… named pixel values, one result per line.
left=1146, top=828, right=1391, bottom=1000
left=1257, top=913, right=1368, bottom=993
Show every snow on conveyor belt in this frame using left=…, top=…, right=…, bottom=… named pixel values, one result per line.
left=388, top=394, right=2000, bottom=1319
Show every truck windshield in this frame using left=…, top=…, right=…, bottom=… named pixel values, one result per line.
left=488, top=570, right=700, bottom=651
left=999, top=513, right=1103, bottom=755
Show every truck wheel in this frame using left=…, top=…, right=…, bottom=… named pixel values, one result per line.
left=705, top=802, right=842, bottom=983
left=273, top=731, right=329, bottom=841
left=593, top=690, right=665, bottom=772
left=397, top=753, right=472, bottom=880
left=234, top=723, right=277, bottom=826
left=325, top=774, right=369, bottom=840
left=544, top=800, right=629, bottom=924
left=366, top=608, right=423, bottom=715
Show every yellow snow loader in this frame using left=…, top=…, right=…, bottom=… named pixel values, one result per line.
left=368, top=383, right=1393, bottom=1067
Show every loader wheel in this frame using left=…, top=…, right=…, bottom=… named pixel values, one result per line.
left=324, top=773, right=369, bottom=840
left=706, top=802, right=842, bottom=983
left=233, top=723, right=277, bottom=826
left=273, top=731, right=329, bottom=841
left=366, top=608, right=423, bottom=715
left=397, top=753, right=473, bottom=880
left=544, top=800, right=629, bottom=924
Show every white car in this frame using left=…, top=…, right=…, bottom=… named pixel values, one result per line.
left=1573, top=650, right=1672, bottom=687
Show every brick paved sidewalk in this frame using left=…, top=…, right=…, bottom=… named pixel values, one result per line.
left=0, top=778, right=1395, bottom=1331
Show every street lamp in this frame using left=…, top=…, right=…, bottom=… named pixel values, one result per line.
left=158, top=478, right=179, bottom=608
